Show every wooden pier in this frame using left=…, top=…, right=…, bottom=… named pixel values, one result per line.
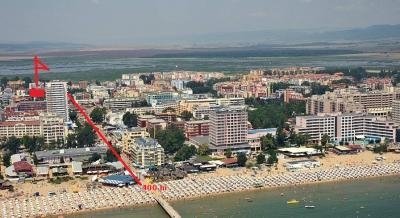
left=152, top=194, right=181, bottom=218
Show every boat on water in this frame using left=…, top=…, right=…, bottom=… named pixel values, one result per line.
left=245, top=197, right=253, bottom=202
left=305, top=205, right=315, bottom=209
left=287, top=199, right=300, bottom=204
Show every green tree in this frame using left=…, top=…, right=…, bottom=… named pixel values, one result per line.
left=266, top=149, right=278, bottom=165
left=2, top=152, right=11, bottom=167
left=174, top=145, right=196, bottom=161
left=90, top=107, right=106, bottom=124
left=315, top=145, right=324, bottom=154
left=66, top=133, right=78, bottom=148
left=197, top=144, right=209, bottom=156
left=22, top=136, right=45, bottom=153
left=105, top=147, right=121, bottom=162
left=292, top=133, right=310, bottom=147
left=88, top=153, right=101, bottom=163
left=321, top=134, right=330, bottom=151
left=77, top=123, right=96, bottom=147
left=248, top=101, right=305, bottom=129
left=373, top=139, right=389, bottom=153
left=261, top=134, right=276, bottom=151
left=69, top=110, right=78, bottom=122
left=180, top=110, right=193, bottom=121
left=275, top=127, right=286, bottom=147
left=237, top=152, right=247, bottom=167
left=224, top=148, right=232, bottom=158
left=122, top=111, right=138, bottom=128
left=139, top=74, right=155, bottom=84
left=256, top=153, right=266, bottom=164
left=155, top=125, right=185, bottom=154
left=270, top=82, right=291, bottom=92
left=1, top=136, right=20, bottom=154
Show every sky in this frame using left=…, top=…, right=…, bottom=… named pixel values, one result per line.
left=1, top=0, right=400, bottom=45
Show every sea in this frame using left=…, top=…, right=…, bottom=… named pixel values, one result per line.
left=66, top=176, right=400, bottom=218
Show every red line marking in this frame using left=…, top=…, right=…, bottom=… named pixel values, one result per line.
left=67, top=93, right=142, bottom=186
left=33, top=55, right=49, bottom=86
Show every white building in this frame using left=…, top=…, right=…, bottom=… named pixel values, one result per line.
left=126, top=137, right=165, bottom=168
left=45, top=81, right=69, bottom=121
left=171, top=80, right=186, bottom=90
left=247, top=128, right=277, bottom=152
left=88, top=85, right=110, bottom=101
left=40, top=112, right=67, bottom=144
left=295, top=112, right=399, bottom=143
left=392, top=100, right=400, bottom=124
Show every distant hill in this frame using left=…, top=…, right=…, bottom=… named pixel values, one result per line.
left=184, top=24, right=400, bottom=45
left=314, top=24, right=400, bottom=41
left=0, top=24, right=399, bottom=55
left=0, top=41, right=91, bottom=53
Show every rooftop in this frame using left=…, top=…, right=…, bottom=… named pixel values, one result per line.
left=13, top=161, right=33, bottom=172
left=35, top=147, right=108, bottom=158
left=248, top=128, right=277, bottom=134
left=134, top=137, right=161, bottom=148
left=213, top=105, right=247, bottom=113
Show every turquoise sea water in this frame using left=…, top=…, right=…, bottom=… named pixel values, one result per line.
left=67, top=176, right=400, bottom=218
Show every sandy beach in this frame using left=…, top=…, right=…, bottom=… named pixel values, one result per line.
left=1, top=151, right=399, bottom=217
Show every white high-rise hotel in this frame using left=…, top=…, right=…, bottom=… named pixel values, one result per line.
left=209, top=105, right=248, bottom=153
left=45, top=81, right=69, bottom=121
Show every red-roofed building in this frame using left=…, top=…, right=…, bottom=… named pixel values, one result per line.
left=222, top=158, right=238, bottom=168
left=13, top=161, right=34, bottom=176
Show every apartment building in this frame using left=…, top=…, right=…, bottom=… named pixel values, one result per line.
left=121, top=127, right=150, bottom=153
left=155, top=112, right=177, bottom=123
left=0, top=120, right=41, bottom=138
left=0, top=112, right=66, bottom=144
left=392, top=100, right=400, bottom=125
left=295, top=112, right=398, bottom=143
left=146, top=92, right=179, bottom=105
left=178, top=98, right=245, bottom=113
left=40, top=113, right=67, bottom=144
left=306, top=87, right=400, bottom=116
left=104, top=98, right=142, bottom=111
left=45, top=81, right=69, bottom=121
left=126, top=106, right=154, bottom=116
left=17, top=101, right=47, bottom=111
left=209, top=105, right=249, bottom=153
left=283, top=89, right=305, bottom=103
left=184, top=120, right=210, bottom=138
left=295, top=114, right=337, bottom=142
left=88, top=85, right=110, bottom=100
left=125, top=137, right=165, bottom=168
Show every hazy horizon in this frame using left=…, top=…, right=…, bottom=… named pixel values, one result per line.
left=1, top=0, right=400, bottom=46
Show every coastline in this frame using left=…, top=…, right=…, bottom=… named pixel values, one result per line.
left=162, top=165, right=400, bottom=203
left=2, top=162, right=400, bottom=218
left=169, top=172, right=400, bottom=204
